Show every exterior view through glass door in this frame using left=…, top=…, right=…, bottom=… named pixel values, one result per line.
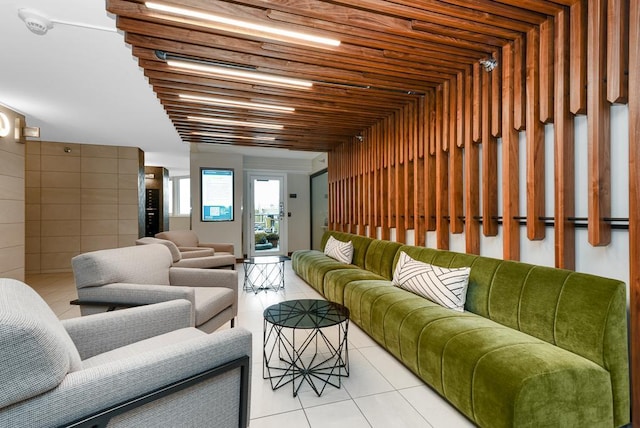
left=249, top=174, right=286, bottom=257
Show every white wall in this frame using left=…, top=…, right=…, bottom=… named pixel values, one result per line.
left=287, top=172, right=310, bottom=253
left=190, top=152, right=244, bottom=258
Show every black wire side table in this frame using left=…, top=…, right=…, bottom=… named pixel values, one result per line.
left=263, top=299, right=349, bottom=397
left=243, top=256, right=288, bottom=293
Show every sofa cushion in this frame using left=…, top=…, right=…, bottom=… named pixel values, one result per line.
left=324, top=268, right=386, bottom=305
left=0, top=279, right=83, bottom=408
left=392, top=251, right=470, bottom=312
left=324, top=236, right=353, bottom=264
left=73, top=244, right=173, bottom=288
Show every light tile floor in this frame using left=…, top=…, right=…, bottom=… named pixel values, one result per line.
left=27, top=262, right=473, bottom=428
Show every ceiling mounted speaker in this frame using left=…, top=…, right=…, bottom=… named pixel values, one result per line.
left=18, top=8, right=53, bottom=35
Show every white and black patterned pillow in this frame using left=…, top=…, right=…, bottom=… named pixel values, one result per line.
left=324, top=236, right=354, bottom=264
left=392, top=251, right=470, bottom=312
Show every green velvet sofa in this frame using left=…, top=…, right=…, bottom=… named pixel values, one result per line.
left=291, top=231, right=630, bottom=428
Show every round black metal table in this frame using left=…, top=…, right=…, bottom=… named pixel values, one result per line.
left=263, top=299, right=349, bottom=397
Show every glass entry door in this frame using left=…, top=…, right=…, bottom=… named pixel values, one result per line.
left=249, top=174, right=286, bottom=257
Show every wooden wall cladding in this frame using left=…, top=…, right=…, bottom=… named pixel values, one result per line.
left=323, top=2, right=637, bottom=422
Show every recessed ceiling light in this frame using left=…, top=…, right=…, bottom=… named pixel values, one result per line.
left=191, top=132, right=276, bottom=141
left=179, top=94, right=294, bottom=112
left=145, top=2, right=341, bottom=48
left=166, top=59, right=313, bottom=89
left=187, top=116, right=284, bottom=130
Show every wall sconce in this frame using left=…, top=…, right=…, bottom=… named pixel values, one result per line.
left=0, top=112, right=10, bottom=138
left=64, top=147, right=72, bottom=153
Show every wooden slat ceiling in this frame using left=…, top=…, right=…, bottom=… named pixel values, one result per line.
left=106, top=0, right=574, bottom=152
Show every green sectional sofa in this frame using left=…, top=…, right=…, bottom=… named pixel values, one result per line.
left=292, top=231, right=630, bottom=428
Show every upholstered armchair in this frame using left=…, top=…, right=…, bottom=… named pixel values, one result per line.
left=155, top=230, right=235, bottom=256
left=71, top=244, right=238, bottom=332
left=136, top=237, right=236, bottom=269
left=0, top=278, right=251, bottom=427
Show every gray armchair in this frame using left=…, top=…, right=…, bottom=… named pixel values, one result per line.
left=0, top=278, right=251, bottom=427
left=155, top=230, right=235, bottom=256
left=71, top=244, right=238, bottom=332
left=136, top=237, right=236, bottom=269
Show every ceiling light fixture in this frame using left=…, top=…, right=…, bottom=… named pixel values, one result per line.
left=145, top=2, right=340, bottom=48
left=179, top=94, right=295, bottom=113
left=18, top=8, right=116, bottom=35
left=164, top=58, right=313, bottom=89
left=191, top=132, right=276, bottom=141
left=479, top=57, right=497, bottom=72
left=187, top=116, right=284, bottom=130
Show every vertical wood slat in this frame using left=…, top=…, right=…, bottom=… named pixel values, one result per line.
left=587, top=0, right=612, bottom=246
left=435, top=86, right=449, bottom=249
left=554, top=8, right=576, bottom=270
left=396, top=110, right=407, bottom=243
left=415, top=99, right=425, bottom=247
left=450, top=76, right=464, bottom=233
left=457, top=72, right=465, bottom=148
left=442, top=81, right=450, bottom=152
left=513, top=36, right=527, bottom=131
left=406, top=103, right=414, bottom=232
left=464, top=68, right=480, bottom=254
left=381, top=118, right=390, bottom=240
left=502, top=41, right=520, bottom=261
left=425, top=92, right=437, bottom=232
left=570, top=0, right=588, bottom=115
left=539, top=17, right=555, bottom=124
left=491, top=50, right=502, bottom=138
left=482, top=66, right=499, bottom=236
left=526, top=27, right=546, bottom=240
left=607, top=0, right=629, bottom=104
left=387, top=116, right=395, bottom=240
left=472, top=63, right=482, bottom=143
left=371, top=125, right=379, bottom=238
left=628, top=0, right=640, bottom=422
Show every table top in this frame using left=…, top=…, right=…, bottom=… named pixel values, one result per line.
left=244, top=255, right=290, bottom=265
left=264, top=299, right=349, bottom=329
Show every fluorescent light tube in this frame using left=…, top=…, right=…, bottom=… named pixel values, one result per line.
left=187, top=116, right=284, bottom=130
left=179, top=94, right=294, bottom=112
left=191, top=132, right=276, bottom=141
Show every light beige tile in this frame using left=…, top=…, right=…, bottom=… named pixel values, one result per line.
left=118, top=204, right=139, bottom=220
left=26, top=220, right=41, bottom=238
left=41, top=142, right=80, bottom=157
left=82, top=219, right=118, bottom=235
left=25, top=187, right=41, bottom=204
left=41, top=171, right=81, bottom=188
left=26, top=203, right=40, bottom=221
left=41, top=204, right=81, bottom=220
left=118, top=158, right=140, bottom=174
left=0, top=150, right=25, bottom=178
left=41, top=220, right=81, bottom=237
left=0, top=199, right=25, bottom=223
left=25, top=170, right=40, bottom=188
left=41, top=236, right=81, bottom=253
left=0, top=175, right=24, bottom=200
left=118, top=188, right=139, bottom=204
left=81, top=188, right=118, bottom=205
left=26, top=140, right=41, bottom=155
left=81, top=157, right=118, bottom=174
left=41, top=155, right=81, bottom=172
left=82, top=173, right=118, bottom=189
left=82, top=204, right=118, bottom=220
left=0, top=223, right=25, bottom=247
left=118, top=146, right=140, bottom=160
left=25, top=153, right=40, bottom=171
left=26, top=237, right=40, bottom=254
left=118, top=174, right=139, bottom=189
left=40, top=252, right=78, bottom=271
left=81, top=145, right=118, bottom=158
left=25, top=254, right=40, bottom=273
left=118, top=219, right=139, bottom=235
left=81, top=235, right=118, bottom=252
left=41, top=188, right=81, bottom=205
left=0, top=246, right=24, bottom=275
left=118, top=234, right=139, bottom=247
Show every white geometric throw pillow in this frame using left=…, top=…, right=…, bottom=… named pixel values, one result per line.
left=324, top=236, right=354, bottom=264
left=392, top=251, right=471, bottom=312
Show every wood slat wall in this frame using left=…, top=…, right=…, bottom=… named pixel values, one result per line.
left=326, top=7, right=637, bottom=420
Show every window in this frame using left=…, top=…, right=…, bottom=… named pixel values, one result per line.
left=169, top=176, right=191, bottom=216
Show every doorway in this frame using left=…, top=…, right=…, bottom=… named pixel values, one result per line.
left=248, top=174, right=286, bottom=257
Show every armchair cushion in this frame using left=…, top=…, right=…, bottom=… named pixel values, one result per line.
left=73, top=244, right=172, bottom=288
left=194, top=288, right=235, bottom=326
left=0, top=279, right=82, bottom=408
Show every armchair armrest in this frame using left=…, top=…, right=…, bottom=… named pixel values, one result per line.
left=199, top=242, right=235, bottom=253
left=62, top=300, right=194, bottom=360
left=1, top=328, right=252, bottom=427
left=77, top=282, right=195, bottom=305
left=179, top=248, right=215, bottom=258
left=169, top=267, right=238, bottom=290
